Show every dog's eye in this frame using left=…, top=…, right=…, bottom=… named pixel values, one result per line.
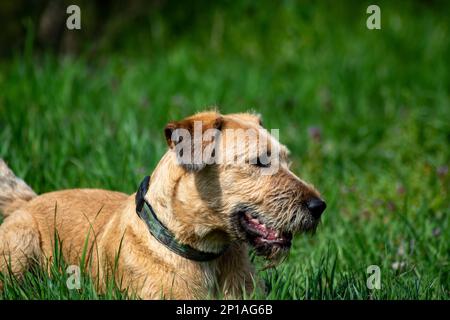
left=254, top=156, right=271, bottom=168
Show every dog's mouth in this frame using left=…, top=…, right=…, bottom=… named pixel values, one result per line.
left=237, top=211, right=292, bottom=258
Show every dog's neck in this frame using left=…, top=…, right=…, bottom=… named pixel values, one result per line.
left=144, top=152, right=184, bottom=229
left=144, top=151, right=230, bottom=255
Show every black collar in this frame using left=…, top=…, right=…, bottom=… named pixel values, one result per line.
left=135, top=176, right=228, bottom=262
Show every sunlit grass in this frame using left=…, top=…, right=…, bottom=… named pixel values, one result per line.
left=0, top=1, right=448, bottom=299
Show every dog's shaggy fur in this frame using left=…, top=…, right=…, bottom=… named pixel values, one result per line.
left=0, top=111, right=324, bottom=299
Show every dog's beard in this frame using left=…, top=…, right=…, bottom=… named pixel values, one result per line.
left=231, top=209, right=294, bottom=267
left=250, top=235, right=290, bottom=258
left=257, top=243, right=290, bottom=269
left=230, top=206, right=321, bottom=269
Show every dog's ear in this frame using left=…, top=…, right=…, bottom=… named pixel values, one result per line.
left=164, top=112, right=223, bottom=171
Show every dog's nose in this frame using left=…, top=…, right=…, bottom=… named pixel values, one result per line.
left=307, top=197, right=326, bottom=218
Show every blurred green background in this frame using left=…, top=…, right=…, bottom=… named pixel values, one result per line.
left=0, top=0, right=448, bottom=299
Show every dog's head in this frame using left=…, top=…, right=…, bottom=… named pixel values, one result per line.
left=161, top=111, right=325, bottom=261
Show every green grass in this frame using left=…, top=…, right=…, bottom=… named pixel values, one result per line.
left=0, top=1, right=449, bottom=299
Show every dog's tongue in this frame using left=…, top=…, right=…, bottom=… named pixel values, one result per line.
left=248, top=217, right=278, bottom=239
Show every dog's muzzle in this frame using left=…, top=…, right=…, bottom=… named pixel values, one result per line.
left=233, top=197, right=326, bottom=260
left=238, top=211, right=293, bottom=257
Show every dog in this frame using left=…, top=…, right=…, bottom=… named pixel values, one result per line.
left=0, top=111, right=326, bottom=299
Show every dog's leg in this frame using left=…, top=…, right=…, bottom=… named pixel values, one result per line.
left=0, top=210, right=41, bottom=289
left=129, top=268, right=208, bottom=300
left=220, top=267, right=264, bottom=299
left=217, top=244, right=265, bottom=299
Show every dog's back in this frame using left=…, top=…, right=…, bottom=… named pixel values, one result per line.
left=23, top=189, right=128, bottom=264
left=1, top=159, right=128, bottom=266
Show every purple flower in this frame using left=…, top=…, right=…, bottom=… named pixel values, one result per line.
left=396, top=184, right=406, bottom=195
left=308, top=126, right=322, bottom=142
left=432, top=228, right=441, bottom=237
left=437, top=165, right=448, bottom=178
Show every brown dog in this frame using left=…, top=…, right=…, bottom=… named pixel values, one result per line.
left=0, top=111, right=325, bottom=299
